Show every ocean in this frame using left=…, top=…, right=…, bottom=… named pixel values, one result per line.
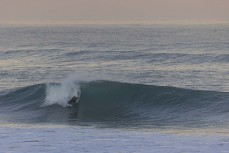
left=0, top=24, right=229, bottom=152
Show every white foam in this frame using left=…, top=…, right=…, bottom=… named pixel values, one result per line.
left=43, top=70, right=114, bottom=107
left=44, top=78, right=80, bottom=107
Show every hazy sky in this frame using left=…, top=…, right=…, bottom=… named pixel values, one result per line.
left=0, top=0, right=229, bottom=23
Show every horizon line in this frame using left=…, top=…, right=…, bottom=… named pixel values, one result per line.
left=0, top=20, right=229, bottom=26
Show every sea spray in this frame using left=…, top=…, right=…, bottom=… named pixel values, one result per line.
left=44, top=79, right=80, bottom=107
left=42, top=70, right=110, bottom=107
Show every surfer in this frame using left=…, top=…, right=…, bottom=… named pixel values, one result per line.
left=67, top=96, right=78, bottom=106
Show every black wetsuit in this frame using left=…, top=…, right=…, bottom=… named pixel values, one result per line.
left=68, top=96, right=78, bottom=105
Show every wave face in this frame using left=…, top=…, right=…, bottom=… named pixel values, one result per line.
left=0, top=81, right=229, bottom=128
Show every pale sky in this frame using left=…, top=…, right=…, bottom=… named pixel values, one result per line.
left=0, top=0, right=229, bottom=23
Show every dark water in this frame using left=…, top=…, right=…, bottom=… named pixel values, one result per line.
left=0, top=24, right=229, bottom=129
left=0, top=81, right=229, bottom=128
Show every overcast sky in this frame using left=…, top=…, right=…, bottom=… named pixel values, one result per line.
left=0, top=0, right=228, bottom=23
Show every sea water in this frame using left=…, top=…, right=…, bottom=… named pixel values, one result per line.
left=0, top=24, right=229, bottom=152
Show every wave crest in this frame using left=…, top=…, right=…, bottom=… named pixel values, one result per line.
left=0, top=80, right=229, bottom=128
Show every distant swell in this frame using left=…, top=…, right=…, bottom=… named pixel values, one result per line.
left=0, top=81, right=229, bottom=128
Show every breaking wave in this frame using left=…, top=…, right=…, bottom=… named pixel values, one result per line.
left=0, top=80, right=229, bottom=128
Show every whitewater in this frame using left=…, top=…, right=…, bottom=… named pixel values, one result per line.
left=0, top=24, right=229, bottom=152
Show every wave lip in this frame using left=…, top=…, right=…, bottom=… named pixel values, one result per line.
left=0, top=81, right=229, bottom=128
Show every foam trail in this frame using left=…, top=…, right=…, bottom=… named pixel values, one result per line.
left=44, top=79, right=80, bottom=107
